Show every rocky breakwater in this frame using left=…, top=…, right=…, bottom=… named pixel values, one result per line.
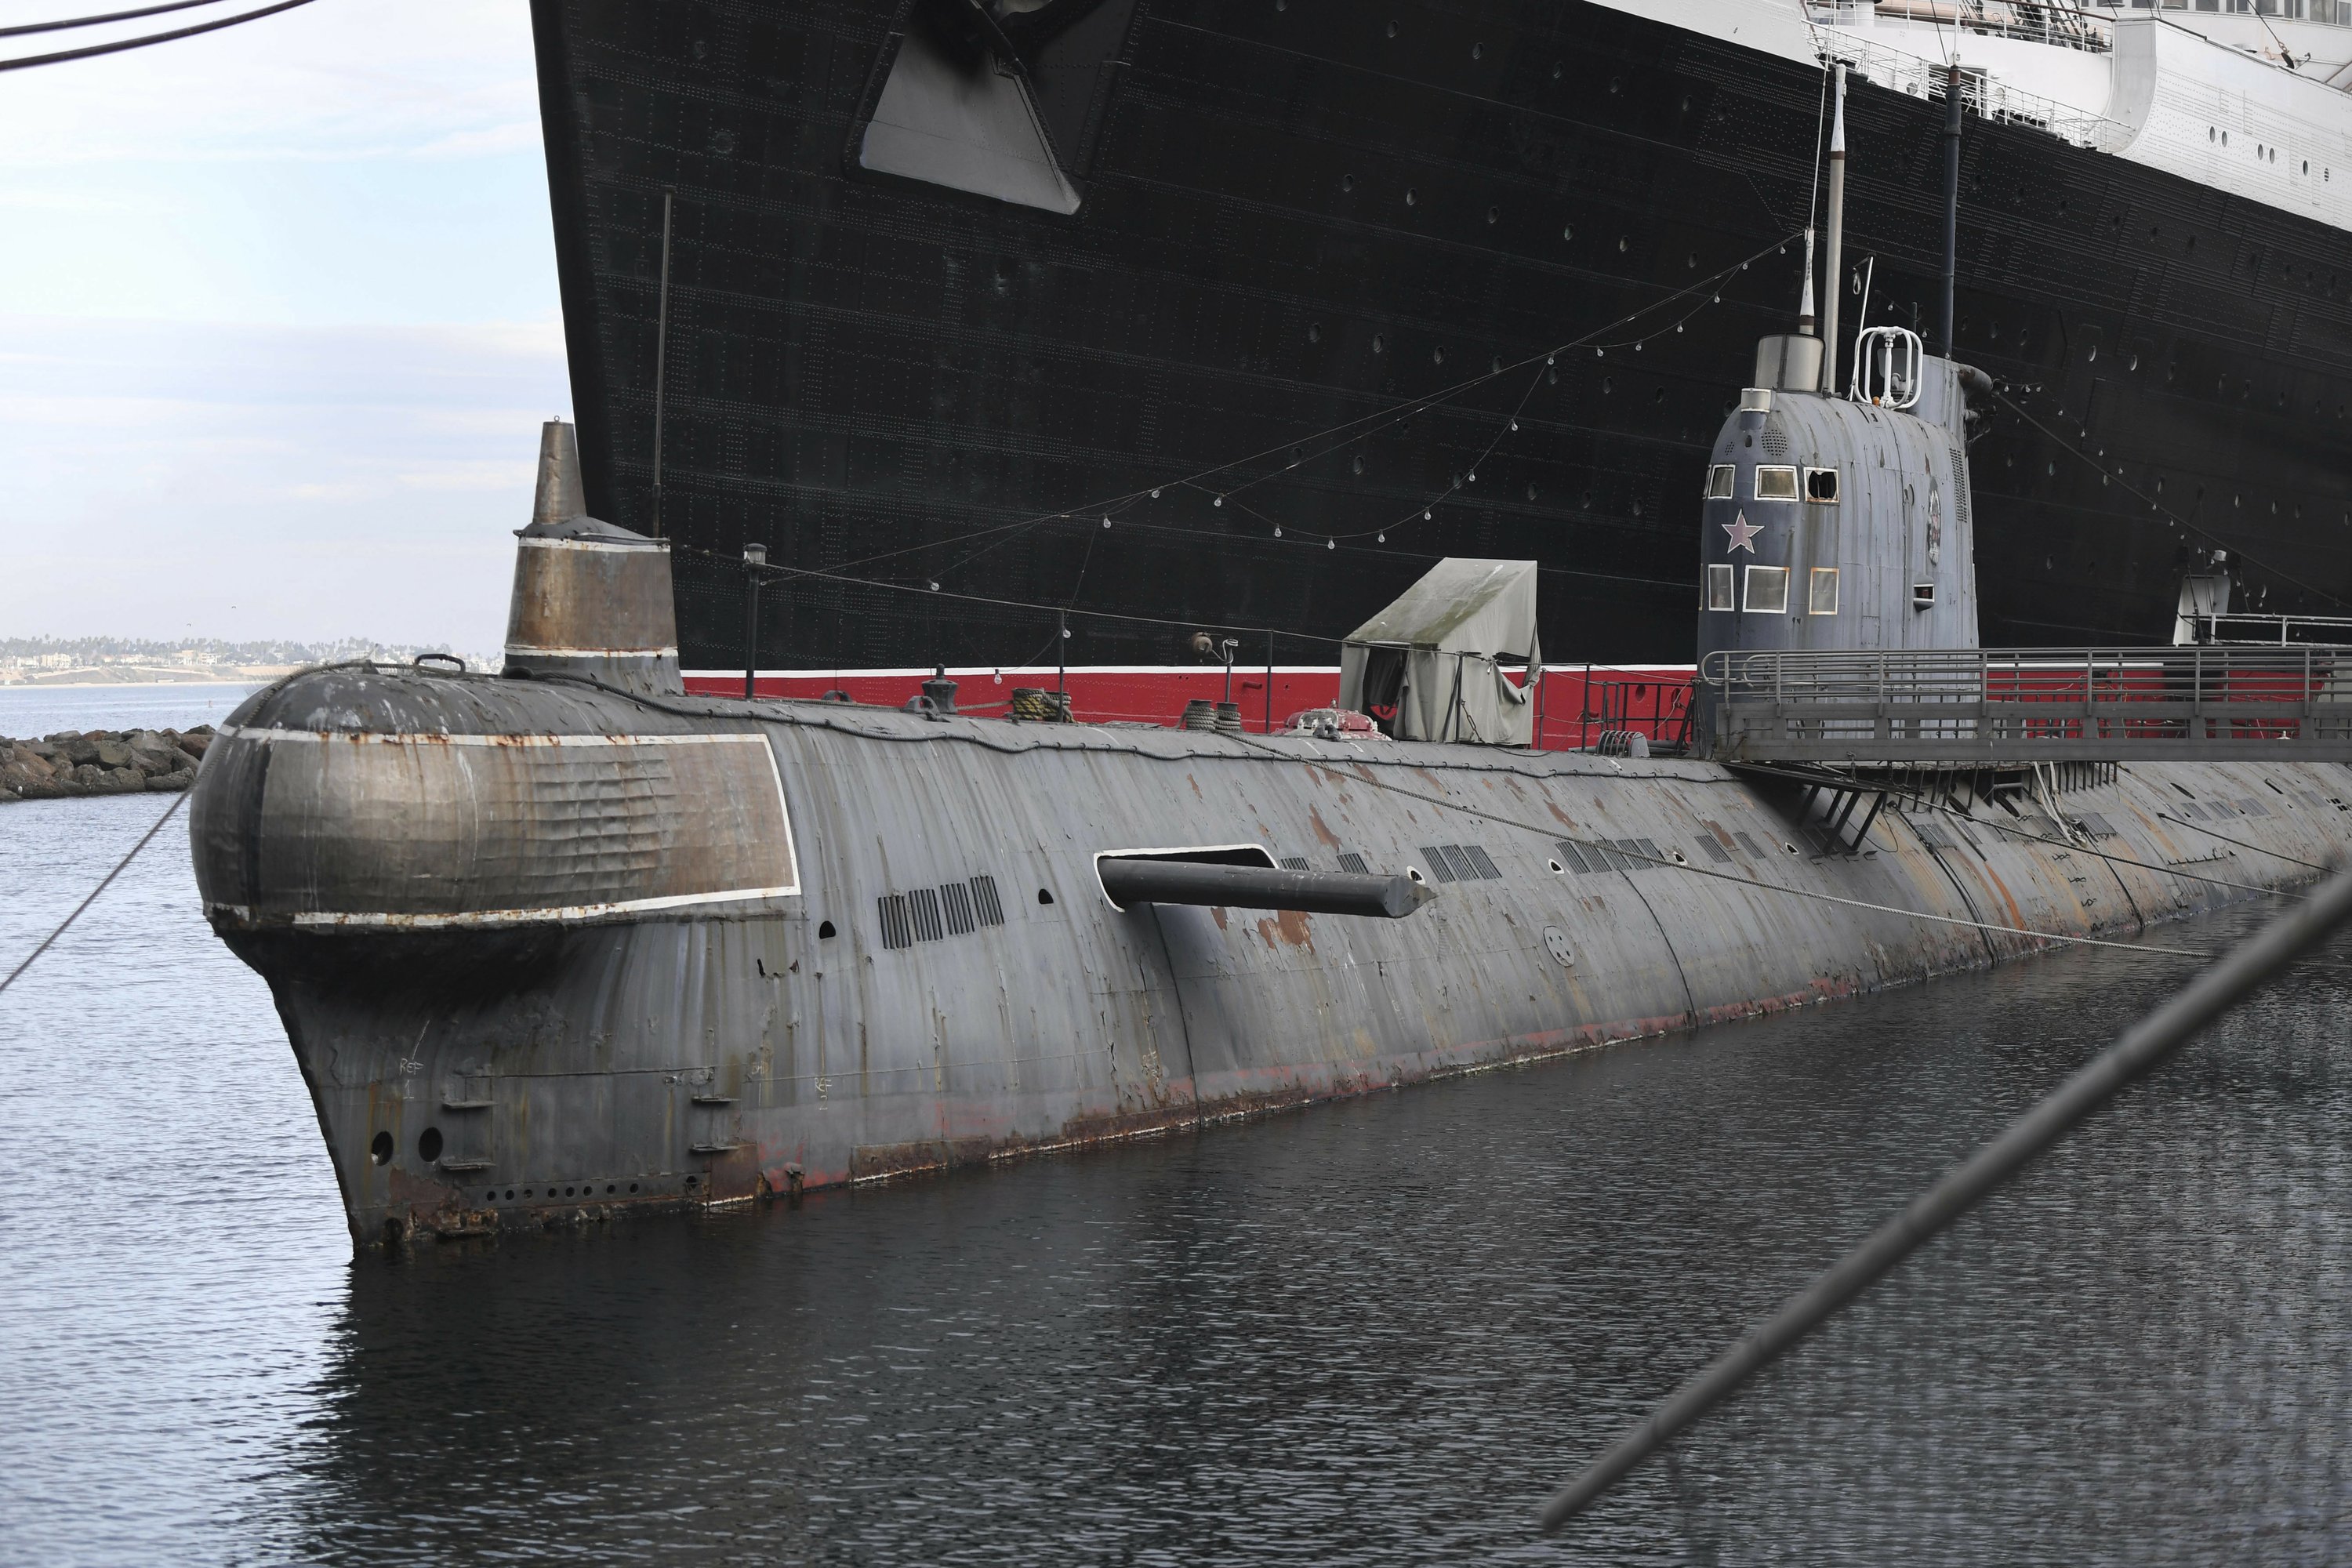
left=1, top=727, right=211, bottom=802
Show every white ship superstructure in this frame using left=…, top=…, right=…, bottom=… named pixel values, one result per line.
left=1594, top=0, right=2352, bottom=227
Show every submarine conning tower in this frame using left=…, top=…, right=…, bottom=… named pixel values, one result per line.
left=1693, top=326, right=1991, bottom=749
left=503, top=419, right=683, bottom=697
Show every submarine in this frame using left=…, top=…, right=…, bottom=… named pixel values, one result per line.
left=191, top=316, right=2352, bottom=1251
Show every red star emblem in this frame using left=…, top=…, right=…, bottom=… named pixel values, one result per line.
left=1722, top=511, right=1760, bottom=554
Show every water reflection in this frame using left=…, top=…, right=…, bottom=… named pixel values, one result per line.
left=285, top=919, right=2352, bottom=1565
left=5, top=797, right=2348, bottom=1564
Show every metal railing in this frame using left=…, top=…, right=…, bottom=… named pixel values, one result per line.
left=2183, top=613, right=2352, bottom=647
left=1698, top=645, right=2352, bottom=760
left=1808, top=24, right=2137, bottom=153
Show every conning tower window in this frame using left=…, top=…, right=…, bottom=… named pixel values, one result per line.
left=1912, top=582, right=1937, bottom=610
left=1803, top=467, right=1839, bottom=503
left=1744, top=565, right=1790, bottom=614
left=1754, top=466, right=1798, bottom=501
left=1706, top=564, right=1735, bottom=612
left=1704, top=464, right=1735, bottom=499
left=1809, top=568, right=1840, bottom=615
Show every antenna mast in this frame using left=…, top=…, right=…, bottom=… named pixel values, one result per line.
left=651, top=187, right=674, bottom=539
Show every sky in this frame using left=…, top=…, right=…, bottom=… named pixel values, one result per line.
left=0, top=0, right=568, bottom=652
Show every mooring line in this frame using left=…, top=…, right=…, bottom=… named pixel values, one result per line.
left=1228, top=735, right=2228, bottom=961
left=0, top=791, right=187, bottom=996
left=1724, top=759, right=2308, bottom=904
left=2156, top=810, right=2335, bottom=873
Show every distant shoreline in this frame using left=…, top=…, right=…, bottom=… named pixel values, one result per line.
left=1, top=678, right=271, bottom=691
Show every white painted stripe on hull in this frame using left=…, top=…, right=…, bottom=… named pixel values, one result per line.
left=276, top=887, right=802, bottom=929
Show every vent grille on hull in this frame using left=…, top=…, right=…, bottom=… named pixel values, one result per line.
left=880, top=874, right=1007, bottom=950
left=1418, top=844, right=1502, bottom=881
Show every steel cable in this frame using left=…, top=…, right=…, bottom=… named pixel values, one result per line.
left=0, top=0, right=314, bottom=71
left=0, top=791, right=187, bottom=996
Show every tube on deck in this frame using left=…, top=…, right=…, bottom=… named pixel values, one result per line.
left=1096, top=859, right=1429, bottom=918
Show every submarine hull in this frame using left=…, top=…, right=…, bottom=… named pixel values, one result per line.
left=193, top=664, right=2352, bottom=1250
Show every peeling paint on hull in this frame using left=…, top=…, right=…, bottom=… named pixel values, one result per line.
left=192, top=667, right=2352, bottom=1251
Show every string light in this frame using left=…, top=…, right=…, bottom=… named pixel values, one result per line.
left=768, top=233, right=1790, bottom=585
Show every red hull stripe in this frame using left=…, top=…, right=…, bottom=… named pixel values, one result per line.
left=681, top=665, right=1696, bottom=746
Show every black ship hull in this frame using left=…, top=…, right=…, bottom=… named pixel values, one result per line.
left=529, top=0, right=2352, bottom=670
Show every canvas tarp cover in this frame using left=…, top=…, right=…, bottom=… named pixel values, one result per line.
left=1337, top=559, right=1542, bottom=744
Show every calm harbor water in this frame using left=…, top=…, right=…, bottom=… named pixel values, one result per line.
left=0, top=682, right=261, bottom=737
left=2, top=774, right=2349, bottom=1563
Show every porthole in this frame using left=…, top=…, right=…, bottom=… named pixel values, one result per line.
left=1407, top=866, right=1426, bottom=884
left=1307, top=323, right=1321, bottom=343
left=818, top=919, right=836, bottom=938
left=1405, top=187, right=1417, bottom=206
left=1548, top=858, right=1566, bottom=873
left=505, top=1189, right=515, bottom=1200
left=1561, top=224, right=1573, bottom=241
left=370, top=1131, right=393, bottom=1166
left=418, top=1127, right=443, bottom=1163
left=630, top=1183, right=640, bottom=1192
left=1486, top=205, right=1499, bottom=224
left=1371, top=333, right=1385, bottom=354
left=1352, top=454, right=1365, bottom=474
left=1471, top=41, right=1482, bottom=59
left=1608, top=75, right=1621, bottom=93
left=1341, top=173, right=1355, bottom=192
left=1617, top=235, right=1628, bottom=252
left=2087, top=344, right=2096, bottom=362
left=1037, top=887, right=1055, bottom=905
left=1602, top=377, right=1612, bottom=394
left=1551, top=61, right=1561, bottom=79
left=1432, top=346, right=1445, bottom=364
left=1386, top=20, right=1397, bottom=38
